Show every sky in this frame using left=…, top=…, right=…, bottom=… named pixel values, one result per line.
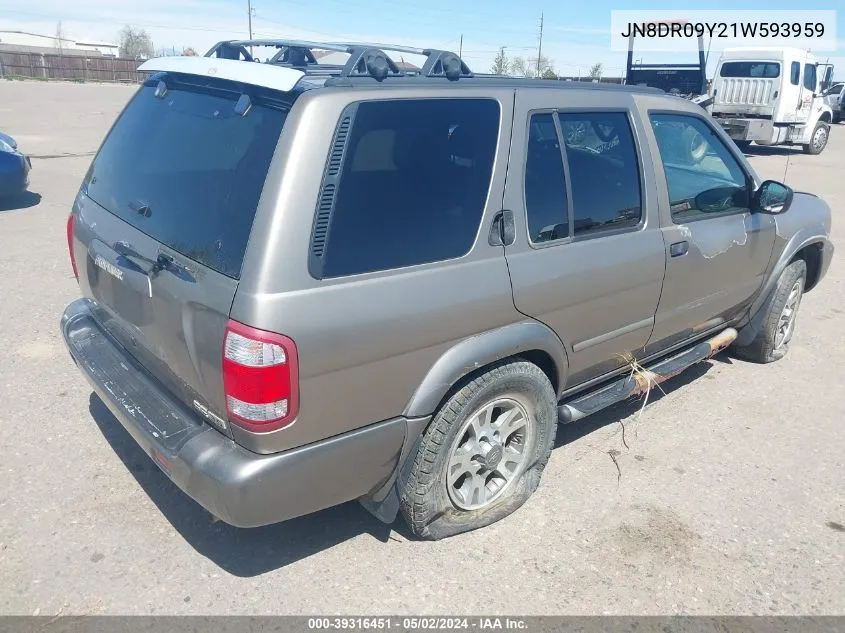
left=3, top=0, right=844, bottom=79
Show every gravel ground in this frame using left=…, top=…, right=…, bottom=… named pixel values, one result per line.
left=0, top=80, right=843, bottom=616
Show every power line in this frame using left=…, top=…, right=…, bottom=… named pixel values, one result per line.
left=4, top=8, right=247, bottom=36
left=256, top=11, right=535, bottom=38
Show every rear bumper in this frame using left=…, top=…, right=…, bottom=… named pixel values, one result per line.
left=61, top=298, right=407, bottom=528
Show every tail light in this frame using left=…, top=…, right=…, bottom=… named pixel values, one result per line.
left=222, top=320, right=299, bottom=433
left=67, top=213, right=78, bottom=279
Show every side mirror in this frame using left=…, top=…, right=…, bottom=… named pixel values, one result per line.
left=754, top=180, right=793, bottom=214
left=694, top=185, right=743, bottom=213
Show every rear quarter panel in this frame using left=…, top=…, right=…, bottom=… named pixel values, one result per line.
left=231, top=86, right=525, bottom=453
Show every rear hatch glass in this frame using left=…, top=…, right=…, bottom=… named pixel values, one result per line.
left=74, top=73, right=291, bottom=429
left=83, top=74, right=288, bottom=278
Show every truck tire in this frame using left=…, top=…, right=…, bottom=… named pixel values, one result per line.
left=683, top=126, right=708, bottom=163
left=802, top=121, right=829, bottom=154
left=399, top=359, right=557, bottom=540
left=734, top=140, right=752, bottom=152
left=734, top=260, right=806, bottom=364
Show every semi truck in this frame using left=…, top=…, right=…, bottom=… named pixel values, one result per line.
left=710, top=47, right=834, bottom=154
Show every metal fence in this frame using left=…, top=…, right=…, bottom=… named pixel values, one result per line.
left=0, top=51, right=145, bottom=83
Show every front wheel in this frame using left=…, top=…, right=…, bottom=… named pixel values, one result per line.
left=399, top=360, right=557, bottom=540
left=734, top=260, right=806, bottom=363
left=802, top=121, right=829, bottom=154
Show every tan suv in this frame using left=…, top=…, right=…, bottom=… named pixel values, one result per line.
left=62, top=40, right=833, bottom=540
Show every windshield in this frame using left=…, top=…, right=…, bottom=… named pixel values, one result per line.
left=83, top=76, right=289, bottom=278
left=719, top=62, right=780, bottom=78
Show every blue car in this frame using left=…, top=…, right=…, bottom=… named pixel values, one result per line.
left=0, top=131, right=31, bottom=198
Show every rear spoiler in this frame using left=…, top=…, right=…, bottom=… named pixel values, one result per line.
left=138, top=56, right=305, bottom=92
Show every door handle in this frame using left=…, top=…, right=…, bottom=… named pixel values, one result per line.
left=489, top=210, right=515, bottom=247
left=669, top=241, right=689, bottom=257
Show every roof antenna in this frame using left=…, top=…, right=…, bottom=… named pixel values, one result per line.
left=782, top=149, right=792, bottom=185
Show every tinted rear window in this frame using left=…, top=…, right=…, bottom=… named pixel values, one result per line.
left=318, top=98, right=500, bottom=278
left=558, top=112, right=642, bottom=236
left=719, top=62, right=780, bottom=78
left=84, top=77, right=288, bottom=278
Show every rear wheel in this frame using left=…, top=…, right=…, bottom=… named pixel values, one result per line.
left=802, top=121, right=829, bottom=154
left=399, top=360, right=557, bottom=540
left=734, top=140, right=752, bottom=152
left=734, top=260, right=806, bottom=363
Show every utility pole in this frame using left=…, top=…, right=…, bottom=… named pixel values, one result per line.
left=247, top=0, right=254, bottom=56
left=459, top=34, right=463, bottom=58
left=536, top=13, right=544, bottom=78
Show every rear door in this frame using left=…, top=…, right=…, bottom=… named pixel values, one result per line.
left=502, top=89, right=665, bottom=388
left=72, top=73, right=289, bottom=425
left=640, top=102, right=776, bottom=355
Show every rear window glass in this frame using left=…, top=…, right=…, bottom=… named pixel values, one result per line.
left=320, top=98, right=500, bottom=278
left=558, top=112, right=642, bottom=236
left=719, top=62, right=780, bottom=78
left=83, top=77, right=288, bottom=278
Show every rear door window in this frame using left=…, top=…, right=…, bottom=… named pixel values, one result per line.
left=319, top=98, right=500, bottom=278
left=558, top=112, right=642, bottom=236
left=524, top=113, right=568, bottom=244
left=83, top=76, right=288, bottom=278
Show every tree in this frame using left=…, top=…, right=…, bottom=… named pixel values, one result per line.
left=589, top=62, right=603, bottom=79
left=489, top=47, right=509, bottom=75
left=511, top=55, right=554, bottom=78
left=118, top=25, right=155, bottom=60
left=510, top=56, right=534, bottom=78
left=541, top=68, right=558, bottom=80
left=529, top=55, right=554, bottom=77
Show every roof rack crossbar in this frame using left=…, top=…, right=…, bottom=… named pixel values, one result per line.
left=204, top=39, right=473, bottom=82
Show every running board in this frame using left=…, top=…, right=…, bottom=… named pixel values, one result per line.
left=557, top=328, right=737, bottom=424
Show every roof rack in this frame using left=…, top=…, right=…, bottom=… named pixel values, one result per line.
left=204, top=39, right=473, bottom=82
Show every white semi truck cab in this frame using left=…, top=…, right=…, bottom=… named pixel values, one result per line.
left=711, top=47, right=834, bottom=154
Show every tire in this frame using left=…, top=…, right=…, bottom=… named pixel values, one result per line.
left=802, top=121, right=829, bottom=154
left=734, top=260, right=806, bottom=364
left=682, top=126, right=708, bottom=163
left=734, top=140, right=752, bottom=152
left=399, top=359, right=557, bottom=540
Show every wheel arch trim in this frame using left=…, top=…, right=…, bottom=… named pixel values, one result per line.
left=403, top=320, right=569, bottom=419
left=736, top=231, right=830, bottom=346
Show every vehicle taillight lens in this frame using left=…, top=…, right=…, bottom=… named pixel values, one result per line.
left=67, top=213, right=78, bottom=279
left=222, top=320, right=299, bottom=433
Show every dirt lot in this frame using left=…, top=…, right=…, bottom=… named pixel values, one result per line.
left=0, top=80, right=843, bottom=616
